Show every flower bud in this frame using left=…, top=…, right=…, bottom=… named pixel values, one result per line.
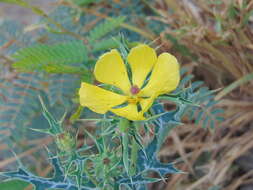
left=56, top=132, right=75, bottom=152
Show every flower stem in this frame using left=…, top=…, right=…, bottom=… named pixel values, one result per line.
left=119, top=118, right=130, bottom=175
left=119, top=118, right=130, bottom=133
left=130, top=131, right=139, bottom=176
left=119, top=119, right=139, bottom=176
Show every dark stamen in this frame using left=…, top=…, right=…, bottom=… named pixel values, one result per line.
left=130, top=85, right=140, bottom=95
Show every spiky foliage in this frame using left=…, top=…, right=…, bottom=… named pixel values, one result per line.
left=0, top=98, right=180, bottom=190
left=1, top=156, right=95, bottom=190
left=0, top=66, right=223, bottom=189
left=0, top=65, right=223, bottom=189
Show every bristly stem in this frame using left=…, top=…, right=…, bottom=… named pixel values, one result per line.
left=119, top=118, right=130, bottom=176
left=119, top=118, right=130, bottom=133
left=130, top=127, right=139, bottom=176
left=119, top=118, right=139, bottom=176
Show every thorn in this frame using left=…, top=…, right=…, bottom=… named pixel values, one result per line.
left=10, top=150, right=23, bottom=168
left=59, top=110, right=67, bottom=124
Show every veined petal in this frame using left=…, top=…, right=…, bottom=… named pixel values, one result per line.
left=79, top=82, right=127, bottom=114
left=127, top=44, right=157, bottom=88
left=140, top=53, right=180, bottom=97
left=94, top=49, right=131, bottom=94
left=110, top=104, right=145, bottom=121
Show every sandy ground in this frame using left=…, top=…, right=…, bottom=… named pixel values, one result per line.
left=0, top=0, right=56, bottom=24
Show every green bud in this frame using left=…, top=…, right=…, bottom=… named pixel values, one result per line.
left=56, top=132, right=76, bottom=152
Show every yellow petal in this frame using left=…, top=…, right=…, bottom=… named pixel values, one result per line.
left=140, top=95, right=157, bottom=113
left=140, top=53, right=180, bottom=97
left=110, top=104, right=145, bottom=121
left=94, top=49, right=131, bottom=94
left=79, top=82, right=127, bottom=114
left=127, top=44, right=157, bottom=88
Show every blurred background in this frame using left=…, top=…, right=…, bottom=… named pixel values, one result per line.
left=0, top=0, right=253, bottom=190
left=0, top=0, right=55, bottom=24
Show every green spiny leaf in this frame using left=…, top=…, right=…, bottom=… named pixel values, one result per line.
left=32, top=96, right=64, bottom=136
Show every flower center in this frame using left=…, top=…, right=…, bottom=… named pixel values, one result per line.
left=130, top=85, right=140, bottom=95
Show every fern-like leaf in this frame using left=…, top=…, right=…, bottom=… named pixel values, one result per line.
left=92, top=37, right=120, bottom=52
left=12, top=41, right=88, bottom=72
left=0, top=73, right=45, bottom=141
left=88, top=17, right=125, bottom=42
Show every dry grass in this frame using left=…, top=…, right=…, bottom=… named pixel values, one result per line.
left=147, top=0, right=253, bottom=189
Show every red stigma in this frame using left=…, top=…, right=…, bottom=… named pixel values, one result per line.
left=130, top=85, right=140, bottom=95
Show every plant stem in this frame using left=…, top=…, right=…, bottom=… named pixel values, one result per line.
left=119, top=118, right=130, bottom=133
left=119, top=119, right=140, bottom=175
left=119, top=118, right=130, bottom=176
left=130, top=131, right=139, bottom=176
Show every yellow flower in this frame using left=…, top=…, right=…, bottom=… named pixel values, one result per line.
left=79, top=44, right=180, bottom=121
